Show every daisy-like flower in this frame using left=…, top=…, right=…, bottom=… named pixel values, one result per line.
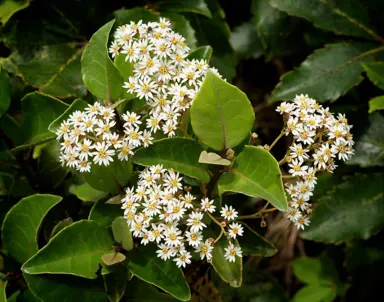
left=186, top=211, right=206, bottom=233
left=220, top=205, right=238, bottom=221
left=163, top=170, right=183, bottom=193
left=295, top=216, right=310, bottom=230
left=174, top=250, right=192, bottom=268
left=200, top=198, right=216, bottom=213
left=93, top=142, right=115, bottom=166
left=195, top=240, right=213, bottom=261
left=289, top=143, right=309, bottom=162
left=228, top=222, right=244, bottom=239
left=185, top=231, right=202, bottom=247
left=224, top=243, right=242, bottom=263
left=156, top=243, right=173, bottom=260
left=288, top=159, right=308, bottom=177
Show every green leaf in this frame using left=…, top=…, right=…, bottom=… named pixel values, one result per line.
left=125, top=277, right=178, bottom=301
left=301, top=173, right=384, bottom=243
left=103, top=264, right=129, bottom=302
left=292, top=257, right=326, bottom=284
left=269, top=42, right=378, bottom=103
left=36, top=141, right=69, bottom=190
left=269, top=0, right=380, bottom=41
left=101, top=252, right=126, bottom=266
left=22, top=220, right=114, bottom=278
left=114, top=54, right=133, bottom=80
left=2, top=194, right=62, bottom=263
left=237, top=223, right=277, bottom=257
left=50, top=218, right=73, bottom=239
left=114, top=8, right=159, bottom=26
left=0, top=0, right=30, bottom=25
left=362, top=62, right=384, bottom=90
left=293, top=285, right=336, bottom=302
left=369, top=95, right=384, bottom=113
left=18, top=288, right=39, bottom=302
left=187, top=46, right=213, bottom=61
left=81, top=20, right=122, bottom=101
left=218, top=146, right=287, bottom=211
left=0, top=114, right=23, bottom=146
left=132, top=137, right=210, bottom=183
left=190, top=70, right=254, bottom=151
left=0, top=68, right=11, bottom=118
left=24, top=273, right=107, bottom=302
left=347, top=113, right=384, bottom=167
left=0, top=278, right=6, bottom=302
left=12, top=92, right=68, bottom=151
left=83, top=160, right=133, bottom=194
left=16, top=43, right=86, bottom=98
left=154, top=0, right=212, bottom=18
left=229, top=21, right=263, bottom=60
left=71, top=183, right=108, bottom=202
left=128, top=245, right=191, bottom=301
left=89, top=199, right=123, bottom=228
left=7, top=290, right=19, bottom=302
left=48, top=99, right=88, bottom=134
left=112, top=217, right=133, bottom=251
left=211, top=237, right=242, bottom=288
left=252, top=0, right=298, bottom=59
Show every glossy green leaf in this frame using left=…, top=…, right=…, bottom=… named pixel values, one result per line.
left=89, top=199, right=122, bottom=228
left=219, top=146, right=287, bottom=211
left=347, top=113, right=384, bottom=167
left=187, top=46, right=213, bottom=61
left=81, top=20, right=122, bottom=101
left=252, top=0, right=298, bottom=59
left=24, top=273, right=107, bottom=302
left=103, top=264, right=129, bottom=302
left=293, top=285, right=336, bottom=302
left=17, top=43, right=86, bottom=98
left=50, top=218, right=73, bottom=239
left=301, top=173, right=384, bottom=243
left=22, top=220, right=114, bottom=278
left=292, top=257, right=326, bottom=284
left=362, top=62, right=384, bottom=90
left=125, top=277, right=178, bottom=301
left=237, top=223, right=277, bottom=257
left=36, top=141, right=69, bottom=190
left=114, top=7, right=158, bottom=26
left=269, top=0, right=380, bottom=41
left=12, top=92, right=68, bottom=151
left=229, top=21, right=263, bottom=60
left=269, top=43, right=377, bottom=102
left=101, top=252, right=126, bottom=266
left=83, top=160, right=133, bottom=194
left=0, top=0, right=30, bottom=25
left=0, top=68, right=11, bottom=118
left=132, top=137, right=210, bottom=183
left=154, top=0, right=212, bottom=18
left=71, top=183, right=107, bottom=202
left=0, top=278, right=6, bottom=302
left=48, top=99, right=88, bottom=134
left=2, top=194, right=62, bottom=263
left=18, top=288, right=39, bottom=302
left=114, top=54, right=133, bottom=80
left=369, top=96, right=384, bottom=113
left=0, top=114, right=23, bottom=146
left=112, top=217, right=133, bottom=251
left=212, top=237, right=242, bottom=288
left=191, top=70, right=254, bottom=150
left=7, top=290, right=19, bottom=302
left=128, top=245, right=191, bottom=301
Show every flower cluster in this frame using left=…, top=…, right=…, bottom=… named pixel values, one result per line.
left=109, top=18, right=222, bottom=137
left=56, top=102, right=152, bottom=172
left=122, top=165, right=243, bottom=267
left=276, top=94, right=354, bottom=229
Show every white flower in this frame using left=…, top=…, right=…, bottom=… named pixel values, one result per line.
left=288, top=159, right=308, bottom=177
left=289, top=143, right=309, bottom=162
left=78, top=160, right=91, bottom=172
left=163, top=170, right=183, bottom=193
left=186, top=211, right=206, bottom=232
left=117, top=141, right=135, bottom=161
left=224, top=243, right=242, bottom=263
left=295, top=216, right=310, bottom=230
left=228, top=223, right=244, bottom=239
left=164, top=226, right=183, bottom=246
left=156, top=243, right=173, bottom=260
left=93, top=142, right=115, bottom=166
left=220, top=205, right=238, bottom=221
left=185, top=231, right=202, bottom=247
left=200, top=198, right=216, bottom=213
left=174, top=250, right=192, bottom=268
left=76, top=138, right=93, bottom=161
left=195, top=240, right=213, bottom=260
left=122, top=112, right=142, bottom=128
left=135, top=77, right=157, bottom=100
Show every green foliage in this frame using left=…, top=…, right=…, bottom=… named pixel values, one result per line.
left=368, top=96, right=384, bottom=113
left=362, top=62, right=384, bottom=90
left=81, top=20, right=122, bottom=101
left=0, top=0, right=30, bottom=25
left=2, top=194, right=62, bottom=263
left=111, top=217, right=133, bottom=251
left=132, top=138, right=210, bottom=183
left=0, top=68, right=11, bottom=118
left=191, top=70, right=254, bottom=150
left=302, top=173, right=384, bottom=243
left=270, top=43, right=377, bottom=102
left=88, top=199, right=123, bottom=228
left=22, top=220, right=114, bottom=278
left=127, top=245, right=191, bottom=301
left=219, top=146, right=287, bottom=211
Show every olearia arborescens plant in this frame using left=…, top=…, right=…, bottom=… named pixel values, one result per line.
left=55, top=19, right=355, bottom=270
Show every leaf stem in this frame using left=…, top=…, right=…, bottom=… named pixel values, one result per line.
left=110, top=98, right=126, bottom=109
left=269, top=131, right=285, bottom=151
left=207, top=212, right=226, bottom=243
left=237, top=202, right=277, bottom=220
